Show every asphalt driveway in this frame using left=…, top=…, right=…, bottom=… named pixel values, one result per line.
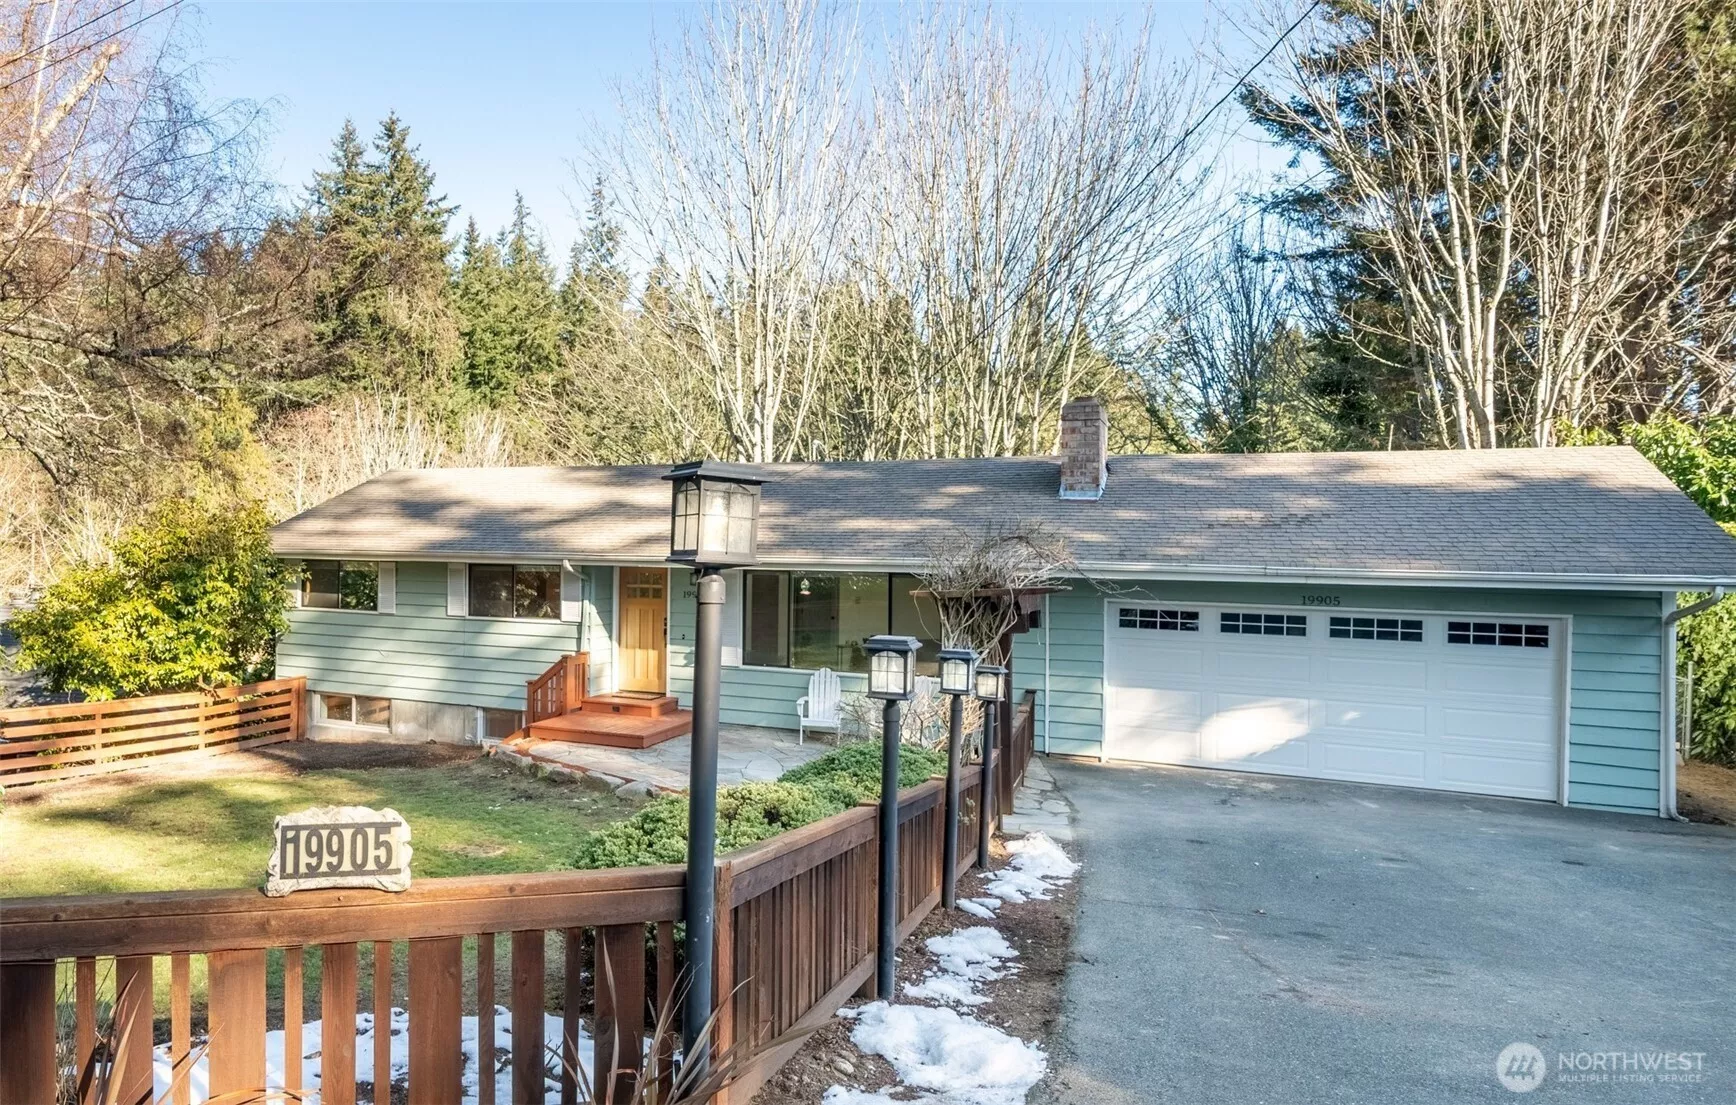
left=1040, top=761, right=1736, bottom=1104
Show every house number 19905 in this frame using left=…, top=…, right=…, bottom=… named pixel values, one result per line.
left=1301, top=594, right=1342, bottom=607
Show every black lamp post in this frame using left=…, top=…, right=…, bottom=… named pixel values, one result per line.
left=864, top=633, right=919, bottom=999
left=937, top=646, right=977, bottom=910
left=663, top=460, right=762, bottom=1066
left=974, top=663, right=1006, bottom=869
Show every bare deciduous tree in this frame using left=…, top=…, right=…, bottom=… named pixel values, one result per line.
left=916, top=521, right=1076, bottom=663
left=594, top=0, right=859, bottom=463
left=1, top=0, right=277, bottom=488
left=263, top=393, right=514, bottom=517
left=851, top=7, right=1214, bottom=458
left=1251, top=0, right=1736, bottom=447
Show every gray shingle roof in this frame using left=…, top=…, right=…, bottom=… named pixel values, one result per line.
left=268, top=446, right=1736, bottom=587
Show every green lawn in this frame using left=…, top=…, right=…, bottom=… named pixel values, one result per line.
left=0, top=742, right=645, bottom=1029
left=0, top=743, right=639, bottom=898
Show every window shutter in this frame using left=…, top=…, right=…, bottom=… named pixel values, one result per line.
left=560, top=564, right=584, bottom=623
left=377, top=561, right=396, bottom=614
left=721, top=569, right=743, bottom=666
left=447, top=563, right=468, bottom=617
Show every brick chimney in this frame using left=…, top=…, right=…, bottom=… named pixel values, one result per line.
left=1058, top=396, right=1108, bottom=500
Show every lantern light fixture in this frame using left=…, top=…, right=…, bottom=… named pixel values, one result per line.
left=864, top=635, right=921, bottom=701
left=974, top=663, right=1006, bottom=702
left=663, top=461, right=763, bottom=567
left=937, top=647, right=978, bottom=697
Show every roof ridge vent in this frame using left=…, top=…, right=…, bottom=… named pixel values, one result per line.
left=1058, top=396, right=1108, bottom=500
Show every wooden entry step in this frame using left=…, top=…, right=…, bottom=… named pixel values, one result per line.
left=579, top=693, right=681, bottom=719
left=526, top=709, right=692, bottom=750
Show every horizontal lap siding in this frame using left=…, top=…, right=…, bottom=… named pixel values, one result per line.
left=1012, top=597, right=1101, bottom=758
left=1034, top=581, right=1663, bottom=815
left=586, top=567, right=615, bottom=695
left=277, top=561, right=579, bottom=711
left=1567, top=608, right=1663, bottom=814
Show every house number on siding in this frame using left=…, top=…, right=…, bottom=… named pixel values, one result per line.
left=1301, top=594, right=1342, bottom=607
left=266, top=806, right=412, bottom=895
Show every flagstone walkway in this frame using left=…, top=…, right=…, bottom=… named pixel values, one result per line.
left=492, top=724, right=831, bottom=794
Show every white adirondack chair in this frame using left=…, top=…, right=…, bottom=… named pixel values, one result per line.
left=911, top=675, right=943, bottom=744
left=796, top=667, right=843, bottom=745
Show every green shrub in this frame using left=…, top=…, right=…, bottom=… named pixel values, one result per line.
left=778, top=740, right=948, bottom=804
left=574, top=743, right=949, bottom=870
left=8, top=501, right=293, bottom=699
left=574, top=781, right=847, bottom=870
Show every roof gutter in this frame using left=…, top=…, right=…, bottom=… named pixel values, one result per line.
left=1660, top=586, right=1727, bottom=820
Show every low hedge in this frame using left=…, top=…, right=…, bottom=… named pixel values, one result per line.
left=778, top=740, right=948, bottom=807
left=573, top=740, right=949, bottom=870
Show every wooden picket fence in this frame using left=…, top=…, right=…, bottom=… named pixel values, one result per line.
left=0, top=677, right=306, bottom=788
left=0, top=696, right=1036, bottom=1105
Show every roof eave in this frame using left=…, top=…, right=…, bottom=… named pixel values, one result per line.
left=268, top=540, right=1733, bottom=592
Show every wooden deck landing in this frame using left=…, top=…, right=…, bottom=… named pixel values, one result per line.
left=526, top=707, right=691, bottom=749
left=522, top=653, right=691, bottom=749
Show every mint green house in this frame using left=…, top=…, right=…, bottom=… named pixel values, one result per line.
left=270, top=399, right=1736, bottom=818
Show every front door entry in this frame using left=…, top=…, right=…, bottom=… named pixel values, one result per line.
left=618, top=568, right=668, bottom=694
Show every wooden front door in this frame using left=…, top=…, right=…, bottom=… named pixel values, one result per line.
left=618, top=568, right=668, bottom=693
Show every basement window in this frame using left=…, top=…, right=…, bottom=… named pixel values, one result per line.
left=321, top=693, right=390, bottom=728
left=1329, top=616, right=1424, bottom=643
left=479, top=708, right=523, bottom=741
left=1446, top=621, right=1550, bottom=648
left=1220, top=612, right=1307, bottom=637
left=1118, top=608, right=1199, bottom=632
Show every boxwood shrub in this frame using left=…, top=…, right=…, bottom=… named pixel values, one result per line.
left=573, top=741, right=949, bottom=870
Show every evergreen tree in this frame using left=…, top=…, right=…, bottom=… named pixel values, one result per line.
left=304, top=114, right=459, bottom=391
left=454, top=196, right=560, bottom=403
left=556, top=178, right=628, bottom=351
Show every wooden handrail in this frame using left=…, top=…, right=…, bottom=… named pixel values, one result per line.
left=526, top=652, right=589, bottom=724
left=1, top=865, right=686, bottom=961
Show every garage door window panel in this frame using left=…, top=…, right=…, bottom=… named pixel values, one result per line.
left=1330, top=616, right=1423, bottom=643
left=1446, top=621, right=1549, bottom=648
left=1220, top=612, right=1307, bottom=637
left=1118, top=607, right=1199, bottom=631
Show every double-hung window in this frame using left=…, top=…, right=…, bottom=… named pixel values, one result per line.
left=302, top=561, right=379, bottom=610
left=468, top=564, right=561, bottom=619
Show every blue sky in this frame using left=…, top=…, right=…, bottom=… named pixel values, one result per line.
left=192, top=1, right=1286, bottom=258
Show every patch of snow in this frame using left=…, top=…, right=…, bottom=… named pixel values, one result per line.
left=981, top=832, right=1077, bottom=904
left=957, top=898, right=999, bottom=920
left=152, top=1007, right=589, bottom=1105
left=905, top=926, right=1017, bottom=1008
left=903, top=972, right=988, bottom=1007
left=838, top=1001, right=1046, bottom=1105
left=821, top=1088, right=905, bottom=1105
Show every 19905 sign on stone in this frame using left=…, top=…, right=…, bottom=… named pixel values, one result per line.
left=266, top=805, right=412, bottom=896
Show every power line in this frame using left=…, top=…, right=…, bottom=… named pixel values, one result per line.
left=1079, top=0, right=1325, bottom=245
left=0, top=0, right=183, bottom=96
left=3, top=0, right=141, bottom=73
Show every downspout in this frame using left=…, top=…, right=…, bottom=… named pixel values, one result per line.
left=1660, top=587, right=1726, bottom=820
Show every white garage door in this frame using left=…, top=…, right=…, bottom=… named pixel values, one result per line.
left=1104, top=604, right=1563, bottom=800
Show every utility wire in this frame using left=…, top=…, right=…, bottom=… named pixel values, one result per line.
left=0, top=0, right=183, bottom=96
left=1077, top=0, right=1325, bottom=244
left=3, top=0, right=141, bottom=71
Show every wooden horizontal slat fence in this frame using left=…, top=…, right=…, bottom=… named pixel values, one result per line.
left=0, top=728, right=1029, bottom=1105
left=0, top=677, right=306, bottom=788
